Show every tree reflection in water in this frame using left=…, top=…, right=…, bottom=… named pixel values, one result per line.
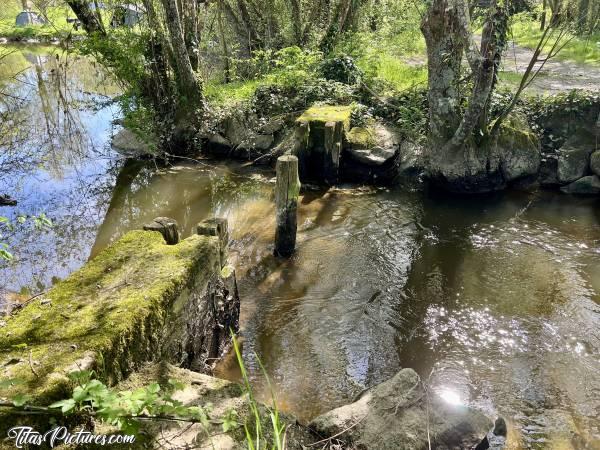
left=0, top=45, right=121, bottom=297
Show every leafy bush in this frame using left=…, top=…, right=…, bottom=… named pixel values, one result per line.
left=320, top=55, right=363, bottom=85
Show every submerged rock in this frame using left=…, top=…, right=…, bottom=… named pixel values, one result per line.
left=560, top=175, right=600, bottom=195
left=309, top=368, right=491, bottom=450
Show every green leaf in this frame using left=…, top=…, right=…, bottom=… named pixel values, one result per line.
left=0, top=378, right=24, bottom=389
left=49, top=398, right=76, bottom=414
left=0, top=248, right=13, bottom=261
left=12, top=393, right=32, bottom=407
left=147, top=382, right=161, bottom=394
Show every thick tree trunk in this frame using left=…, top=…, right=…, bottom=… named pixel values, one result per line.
left=160, top=0, right=204, bottom=109
left=422, top=0, right=511, bottom=192
left=66, top=0, right=106, bottom=34
left=421, top=0, right=465, bottom=148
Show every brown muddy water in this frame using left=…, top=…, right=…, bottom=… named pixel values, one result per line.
left=1, top=46, right=600, bottom=449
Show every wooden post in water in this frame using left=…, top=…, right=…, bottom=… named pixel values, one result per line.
left=274, top=155, right=300, bottom=257
left=143, top=217, right=179, bottom=245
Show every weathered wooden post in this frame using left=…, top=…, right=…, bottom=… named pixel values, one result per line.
left=143, top=217, right=179, bottom=244
left=274, top=155, right=300, bottom=257
left=197, top=217, right=229, bottom=268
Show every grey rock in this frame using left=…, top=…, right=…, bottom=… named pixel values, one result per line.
left=112, top=128, right=151, bottom=156
left=310, top=368, right=491, bottom=450
left=346, top=146, right=396, bottom=166
left=560, top=175, right=600, bottom=195
left=344, top=124, right=400, bottom=167
left=206, top=132, right=231, bottom=148
left=398, top=140, right=425, bottom=178
left=223, top=111, right=258, bottom=146
left=258, top=118, right=284, bottom=135
left=499, top=137, right=540, bottom=183
left=590, top=150, right=600, bottom=177
left=557, top=132, right=597, bottom=183
left=239, top=133, right=274, bottom=151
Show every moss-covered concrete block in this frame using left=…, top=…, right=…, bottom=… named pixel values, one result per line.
left=295, top=105, right=354, bottom=184
left=0, top=230, right=220, bottom=433
left=296, top=105, right=353, bottom=131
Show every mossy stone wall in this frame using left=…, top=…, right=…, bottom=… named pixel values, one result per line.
left=0, top=230, right=220, bottom=434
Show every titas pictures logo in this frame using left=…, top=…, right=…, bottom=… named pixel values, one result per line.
left=7, top=426, right=136, bottom=448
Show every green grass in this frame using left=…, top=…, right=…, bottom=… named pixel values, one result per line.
left=510, top=14, right=600, bottom=66
left=335, top=13, right=428, bottom=94
left=205, top=79, right=263, bottom=106
left=370, top=54, right=428, bottom=91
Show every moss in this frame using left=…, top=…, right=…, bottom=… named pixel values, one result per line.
left=0, top=230, right=219, bottom=429
left=296, top=105, right=353, bottom=131
left=496, top=113, right=539, bottom=150
left=346, top=126, right=377, bottom=149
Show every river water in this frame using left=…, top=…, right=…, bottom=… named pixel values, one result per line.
left=1, top=46, right=599, bottom=449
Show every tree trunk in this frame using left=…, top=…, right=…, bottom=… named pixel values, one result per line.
left=217, top=1, right=231, bottom=83
left=236, top=0, right=262, bottom=51
left=421, top=0, right=465, bottom=148
left=160, top=0, right=204, bottom=109
left=66, top=0, right=106, bottom=34
left=421, top=0, right=511, bottom=192
left=577, top=0, right=590, bottom=33
left=290, top=0, right=303, bottom=45
left=183, top=0, right=200, bottom=71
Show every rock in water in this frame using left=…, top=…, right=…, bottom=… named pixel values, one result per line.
left=557, top=130, right=597, bottom=184
left=0, top=195, right=17, bottom=206
left=560, top=175, right=600, bottom=195
left=475, top=417, right=508, bottom=450
left=309, top=368, right=492, bottom=450
left=112, top=128, right=151, bottom=156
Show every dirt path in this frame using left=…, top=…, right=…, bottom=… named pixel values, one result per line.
left=499, top=39, right=600, bottom=93
left=404, top=38, right=600, bottom=94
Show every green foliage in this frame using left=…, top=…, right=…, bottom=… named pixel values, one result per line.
left=320, top=55, right=363, bottom=85
left=48, top=370, right=212, bottom=434
left=524, top=90, right=600, bottom=150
